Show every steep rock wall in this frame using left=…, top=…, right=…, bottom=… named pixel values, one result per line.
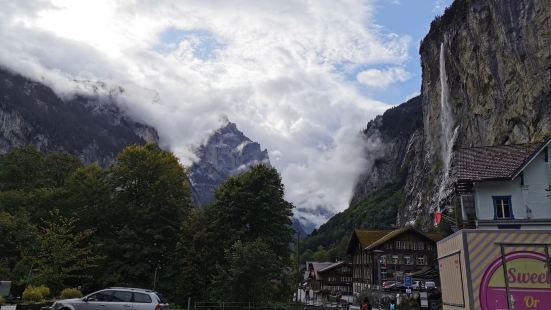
left=351, top=0, right=550, bottom=227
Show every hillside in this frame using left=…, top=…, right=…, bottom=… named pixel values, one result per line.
left=301, top=181, right=405, bottom=260
left=0, top=67, right=158, bottom=166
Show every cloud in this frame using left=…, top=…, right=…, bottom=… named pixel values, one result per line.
left=356, top=66, right=411, bottom=88
left=0, top=0, right=411, bottom=227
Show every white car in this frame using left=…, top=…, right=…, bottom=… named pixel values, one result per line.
left=51, top=287, right=169, bottom=310
left=424, top=281, right=437, bottom=290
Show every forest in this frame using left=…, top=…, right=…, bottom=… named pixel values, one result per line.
left=0, top=144, right=295, bottom=306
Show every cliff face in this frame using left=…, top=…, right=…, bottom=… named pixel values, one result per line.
left=352, top=0, right=551, bottom=227
left=189, top=122, right=270, bottom=206
left=350, top=96, right=422, bottom=207
left=0, top=67, right=159, bottom=166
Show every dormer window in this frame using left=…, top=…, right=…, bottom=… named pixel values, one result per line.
left=493, top=196, right=513, bottom=219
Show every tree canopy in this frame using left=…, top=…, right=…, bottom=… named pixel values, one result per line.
left=0, top=146, right=295, bottom=305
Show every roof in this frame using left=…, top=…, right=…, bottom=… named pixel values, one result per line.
left=317, top=261, right=349, bottom=274
left=346, top=229, right=391, bottom=254
left=363, top=227, right=444, bottom=252
left=303, top=261, right=334, bottom=281
left=456, top=138, right=550, bottom=182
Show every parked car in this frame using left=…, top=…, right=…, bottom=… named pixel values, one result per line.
left=382, top=281, right=404, bottom=291
left=424, top=281, right=437, bottom=290
left=411, top=281, right=422, bottom=290
left=382, top=281, right=397, bottom=290
left=51, top=287, right=169, bottom=310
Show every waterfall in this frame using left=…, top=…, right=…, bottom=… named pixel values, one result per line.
left=437, top=42, right=459, bottom=211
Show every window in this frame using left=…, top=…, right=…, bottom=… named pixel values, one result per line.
left=392, top=255, right=399, bottom=265
left=112, top=291, right=132, bottom=302
left=385, top=243, right=393, bottom=249
left=380, top=255, right=386, bottom=265
left=417, top=255, right=426, bottom=265
left=155, top=293, right=168, bottom=304
left=493, top=196, right=513, bottom=219
left=133, top=293, right=152, bottom=304
left=395, top=241, right=409, bottom=250
left=404, top=255, right=412, bottom=265
left=413, top=242, right=425, bottom=250
left=87, top=291, right=113, bottom=302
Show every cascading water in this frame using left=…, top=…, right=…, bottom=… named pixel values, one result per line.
left=436, top=42, right=459, bottom=212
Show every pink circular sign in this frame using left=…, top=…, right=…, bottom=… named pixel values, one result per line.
left=480, top=251, right=551, bottom=310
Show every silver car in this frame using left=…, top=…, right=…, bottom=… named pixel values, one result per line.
left=51, top=287, right=169, bottom=310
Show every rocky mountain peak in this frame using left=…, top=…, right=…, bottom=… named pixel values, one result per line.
left=190, top=121, right=270, bottom=206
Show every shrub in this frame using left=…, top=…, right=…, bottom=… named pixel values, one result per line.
left=60, top=288, right=83, bottom=299
left=0, top=296, right=5, bottom=305
left=36, top=286, right=50, bottom=299
left=22, top=287, right=44, bottom=303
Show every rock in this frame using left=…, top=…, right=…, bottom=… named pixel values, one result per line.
left=189, top=121, right=270, bottom=206
left=351, top=0, right=551, bottom=228
left=0, top=67, right=159, bottom=166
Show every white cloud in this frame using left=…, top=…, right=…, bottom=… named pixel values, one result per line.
left=356, top=66, right=411, bottom=88
left=0, top=0, right=411, bottom=227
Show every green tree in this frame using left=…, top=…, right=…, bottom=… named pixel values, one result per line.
left=64, top=164, right=111, bottom=235
left=211, top=240, right=284, bottom=303
left=0, top=147, right=81, bottom=190
left=174, top=208, right=220, bottom=304
left=29, top=210, right=101, bottom=291
left=0, top=211, right=38, bottom=282
left=209, top=164, right=294, bottom=302
left=103, top=144, right=192, bottom=289
left=0, top=146, right=45, bottom=190
left=211, top=164, right=294, bottom=260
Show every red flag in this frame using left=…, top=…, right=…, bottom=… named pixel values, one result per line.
left=435, top=211, right=442, bottom=225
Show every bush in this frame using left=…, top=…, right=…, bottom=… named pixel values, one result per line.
left=22, top=288, right=44, bottom=303
left=0, top=296, right=5, bottom=305
left=60, top=288, right=83, bottom=299
left=36, top=286, right=50, bottom=299
left=22, top=285, right=51, bottom=303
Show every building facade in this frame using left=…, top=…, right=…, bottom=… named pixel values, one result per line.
left=347, top=227, right=442, bottom=294
left=454, top=137, right=551, bottom=229
left=317, top=261, right=353, bottom=296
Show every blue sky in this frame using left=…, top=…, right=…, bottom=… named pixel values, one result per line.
left=363, top=0, right=453, bottom=104
left=154, top=0, right=453, bottom=105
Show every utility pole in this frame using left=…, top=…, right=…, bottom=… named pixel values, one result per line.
left=296, top=232, right=300, bottom=303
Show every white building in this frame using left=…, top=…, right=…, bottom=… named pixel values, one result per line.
left=455, top=137, right=551, bottom=229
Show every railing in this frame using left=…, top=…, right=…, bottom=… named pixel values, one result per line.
left=194, top=302, right=304, bottom=310
left=193, top=302, right=349, bottom=310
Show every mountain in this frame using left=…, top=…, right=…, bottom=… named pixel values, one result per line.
left=189, top=121, right=270, bottom=206
left=350, top=95, right=423, bottom=207
left=353, top=0, right=551, bottom=227
left=302, top=0, right=550, bottom=256
left=0, top=67, right=158, bottom=166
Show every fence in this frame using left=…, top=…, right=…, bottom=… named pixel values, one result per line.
left=193, top=302, right=350, bottom=310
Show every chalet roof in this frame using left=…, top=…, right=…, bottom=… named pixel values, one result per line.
left=303, top=261, right=333, bottom=281
left=363, top=227, right=444, bottom=252
left=317, top=261, right=349, bottom=274
left=355, top=229, right=391, bottom=248
left=456, top=137, right=551, bottom=182
left=346, top=229, right=390, bottom=255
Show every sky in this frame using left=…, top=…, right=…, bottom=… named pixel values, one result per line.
left=0, top=0, right=452, bottom=228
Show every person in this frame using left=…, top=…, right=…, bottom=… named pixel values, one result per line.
left=389, top=301, right=396, bottom=310
left=361, top=297, right=372, bottom=310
